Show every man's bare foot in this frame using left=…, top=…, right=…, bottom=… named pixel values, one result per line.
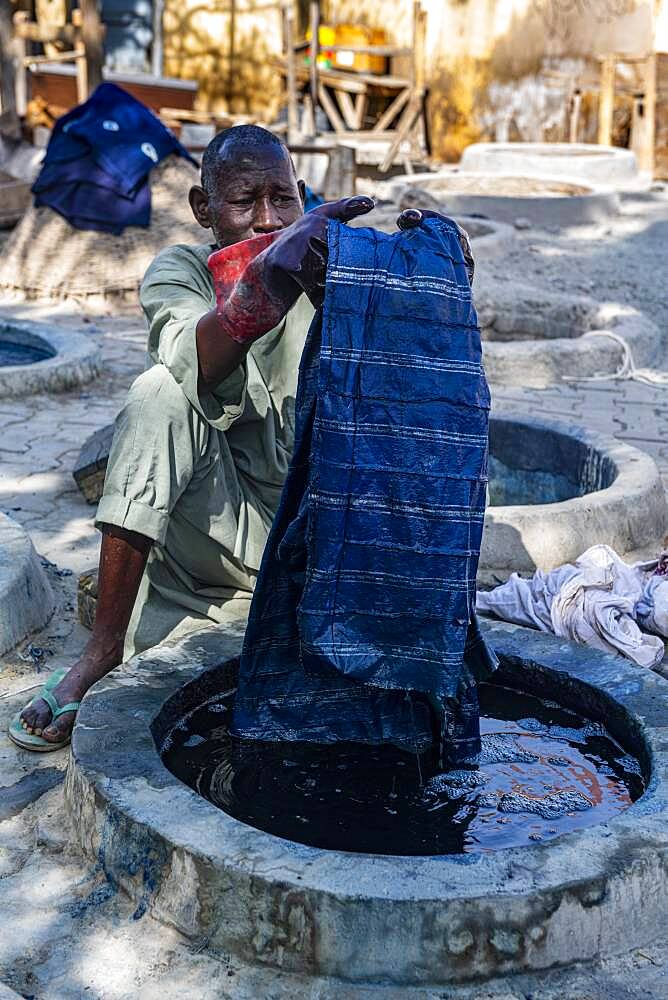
left=17, top=523, right=152, bottom=748
left=20, top=641, right=123, bottom=743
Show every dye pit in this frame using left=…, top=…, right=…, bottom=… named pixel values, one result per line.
left=161, top=684, right=643, bottom=855
left=0, top=340, right=53, bottom=366
left=423, top=174, right=589, bottom=198
left=488, top=457, right=582, bottom=506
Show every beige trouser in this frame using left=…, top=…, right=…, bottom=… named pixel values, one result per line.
left=96, top=364, right=270, bottom=660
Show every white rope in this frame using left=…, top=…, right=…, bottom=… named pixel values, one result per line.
left=565, top=330, right=668, bottom=386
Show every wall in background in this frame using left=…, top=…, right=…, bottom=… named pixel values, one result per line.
left=158, top=0, right=661, bottom=160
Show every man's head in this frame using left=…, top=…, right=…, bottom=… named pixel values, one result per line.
left=189, top=125, right=305, bottom=248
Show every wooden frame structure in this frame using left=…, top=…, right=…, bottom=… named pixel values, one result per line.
left=596, top=52, right=656, bottom=174
left=12, top=0, right=104, bottom=115
left=279, top=0, right=429, bottom=172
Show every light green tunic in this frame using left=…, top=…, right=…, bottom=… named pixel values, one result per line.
left=96, top=242, right=314, bottom=657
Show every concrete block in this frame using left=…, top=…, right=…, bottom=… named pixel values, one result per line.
left=0, top=512, right=55, bottom=655
left=77, top=568, right=98, bottom=631
left=72, top=424, right=114, bottom=505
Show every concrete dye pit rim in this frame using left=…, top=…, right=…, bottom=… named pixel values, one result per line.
left=65, top=619, right=668, bottom=987
left=0, top=171, right=31, bottom=228
left=477, top=283, right=666, bottom=387
left=460, top=143, right=642, bottom=188
left=383, top=170, right=620, bottom=227
left=0, top=512, right=54, bottom=655
left=0, top=316, right=100, bottom=397
left=480, top=414, right=668, bottom=582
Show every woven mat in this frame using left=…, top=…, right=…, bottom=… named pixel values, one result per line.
left=0, top=156, right=204, bottom=303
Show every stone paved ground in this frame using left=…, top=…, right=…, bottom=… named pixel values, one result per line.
left=0, top=300, right=146, bottom=574
left=2, top=191, right=668, bottom=997
left=486, top=189, right=668, bottom=483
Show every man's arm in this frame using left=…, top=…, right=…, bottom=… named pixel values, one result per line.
left=196, top=310, right=252, bottom=393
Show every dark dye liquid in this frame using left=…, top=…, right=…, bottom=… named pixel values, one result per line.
left=160, top=684, right=644, bottom=855
left=0, top=341, right=52, bottom=367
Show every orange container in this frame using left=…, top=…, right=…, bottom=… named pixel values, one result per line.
left=305, top=24, right=336, bottom=69
left=333, top=24, right=388, bottom=76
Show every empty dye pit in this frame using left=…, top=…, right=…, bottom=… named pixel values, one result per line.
left=480, top=415, right=668, bottom=581
left=0, top=339, right=53, bottom=366
left=160, top=683, right=642, bottom=856
left=0, top=317, right=100, bottom=396
left=383, top=168, right=619, bottom=227
left=474, top=282, right=666, bottom=387
left=460, top=143, right=641, bottom=188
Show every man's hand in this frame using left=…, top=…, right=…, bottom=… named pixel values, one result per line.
left=396, top=208, right=475, bottom=286
left=273, top=195, right=375, bottom=307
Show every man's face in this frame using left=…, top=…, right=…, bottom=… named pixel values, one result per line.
left=190, top=144, right=305, bottom=248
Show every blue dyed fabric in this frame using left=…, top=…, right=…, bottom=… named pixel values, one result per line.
left=304, top=185, right=325, bottom=212
left=32, top=83, right=195, bottom=234
left=232, top=217, right=497, bottom=761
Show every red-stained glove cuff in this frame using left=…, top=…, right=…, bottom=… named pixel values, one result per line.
left=208, top=212, right=331, bottom=344
left=208, top=232, right=298, bottom=345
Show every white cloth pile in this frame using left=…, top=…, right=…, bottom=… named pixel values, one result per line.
left=476, top=544, right=668, bottom=669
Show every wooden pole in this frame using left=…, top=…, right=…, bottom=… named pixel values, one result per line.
left=568, top=87, right=581, bottom=143
left=0, top=0, right=19, bottom=135
left=12, top=11, right=28, bottom=118
left=78, top=0, right=104, bottom=96
left=71, top=9, right=88, bottom=104
left=597, top=55, right=615, bottom=146
left=308, top=0, right=319, bottom=137
left=379, top=3, right=426, bottom=172
left=413, top=2, right=426, bottom=96
left=227, top=0, right=236, bottom=110
left=283, top=1, right=299, bottom=142
left=152, top=0, right=164, bottom=77
left=323, top=143, right=356, bottom=199
left=638, top=54, right=656, bottom=176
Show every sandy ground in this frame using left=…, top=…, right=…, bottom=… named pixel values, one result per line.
left=1, top=190, right=668, bottom=997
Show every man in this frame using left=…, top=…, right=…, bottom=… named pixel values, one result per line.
left=13, top=124, right=374, bottom=750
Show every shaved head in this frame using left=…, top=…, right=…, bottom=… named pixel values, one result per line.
left=200, top=125, right=292, bottom=198
left=189, top=124, right=304, bottom=247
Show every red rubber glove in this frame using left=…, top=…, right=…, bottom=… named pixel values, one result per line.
left=208, top=196, right=375, bottom=345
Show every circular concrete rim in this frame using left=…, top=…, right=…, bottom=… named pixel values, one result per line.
left=481, top=414, right=668, bottom=578
left=0, top=512, right=54, bottom=655
left=383, top=170, right=620, bottom=227
left=66, top=619, right=668, bottom=987
left=460, top=143, right=641, bottom=187
left=456, top=213, right=517, bottom=259
left=479, top=287, right=666, bottom=387
left=0, top=316, right=100, bottom=397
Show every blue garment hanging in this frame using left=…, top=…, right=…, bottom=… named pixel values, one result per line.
left=232, top=217, right=497, bottom=764
left=32, top=82, right=196, bottom=234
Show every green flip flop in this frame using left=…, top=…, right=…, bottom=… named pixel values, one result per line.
left=8, top=667, right=81, bottom=752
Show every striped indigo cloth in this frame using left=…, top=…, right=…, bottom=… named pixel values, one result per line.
left=231, top=216, right=497, bottom=763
